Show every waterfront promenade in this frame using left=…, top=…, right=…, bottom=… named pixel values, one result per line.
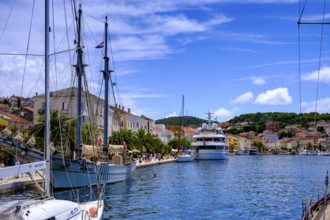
left=0, top=157, right=177, bottom=194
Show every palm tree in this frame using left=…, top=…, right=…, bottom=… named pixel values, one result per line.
left=81, top=124, right=101, bottom=145
left=29, top=109, right=76, bottom=151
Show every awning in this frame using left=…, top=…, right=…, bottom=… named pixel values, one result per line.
left=82, top=144, right=124, bottom=157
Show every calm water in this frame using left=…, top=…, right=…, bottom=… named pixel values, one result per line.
left=2, top=155, right=330, bottom=219
left=103, top=155, right=330, bottom=220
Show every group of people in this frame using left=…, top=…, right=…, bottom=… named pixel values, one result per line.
left=137, top=153, right=176, bottom=164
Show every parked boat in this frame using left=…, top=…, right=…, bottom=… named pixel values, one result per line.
left=249, top=148, right=259, bottom=155
left=0, top=2, right=104, bottom=218
left=235, top=148, right=249, bottom=155
left=302, top=172, right=330, bottom=220
left=192, top=111, right=228, bottom=160
left=178, top=154, right=195, bottom=162
left=177, top=96, right=194, bottom=163
left=50, top=9, right=136, bottom=189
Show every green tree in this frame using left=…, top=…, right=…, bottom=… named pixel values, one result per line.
left=29, top=110, right=76, bottom=151
left=82, top=124, right=101, bottom=145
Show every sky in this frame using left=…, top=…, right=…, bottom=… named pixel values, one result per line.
left=0, top=0, right=330, bottom=122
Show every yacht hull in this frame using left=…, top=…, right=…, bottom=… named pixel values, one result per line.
left=195, top=150, right=227, bottom=160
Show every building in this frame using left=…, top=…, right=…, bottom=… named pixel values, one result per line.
left=0, top=104, right=10, bottom=113
left=34, top=87, right=113, bottom=136
left=112, top=105, right=149, bottom=132
left=152, top=124, right=174, bottom=143
left=266, top=122, right=280, bottom=132
left=227, top=135, right=240, bottom=148
left=183, top=127, right=196, bottom=142
left=33, top=87, right=150, bottom=139
left=12, top=106, right=34, bottom=122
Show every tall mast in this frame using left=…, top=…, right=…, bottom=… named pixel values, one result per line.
left=44, top=0, right=50, bottom=199
left=74, top=4, right=84, bottom=158
left=180, top=95, right=185, bottom=151
left=103, top=16, right=112, bottom=153
left=178, top=95, right=184, bottom=153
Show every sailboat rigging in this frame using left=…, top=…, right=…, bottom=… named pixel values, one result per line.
left=50, top=8, right=136, bottom=189
left=177, top=95, right=194, bottom=162
left=298, top=1, right=330, bottom=219
left=0, top=1, right=104, bottom=219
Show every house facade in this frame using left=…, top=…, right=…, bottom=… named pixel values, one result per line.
left=33, top=87, right=151, bottom=139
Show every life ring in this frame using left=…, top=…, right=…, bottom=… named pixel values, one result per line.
left=89, top=207, right=98, bottom=217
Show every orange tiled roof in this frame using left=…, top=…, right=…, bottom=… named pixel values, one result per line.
left=0, top=112, right=31, bottom=124
left=184, top=127, right=196, bottom=132
left=0, top=104, right=9, bottom=109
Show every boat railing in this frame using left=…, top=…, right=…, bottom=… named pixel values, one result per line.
left=302, top=194, right=330, bottom=220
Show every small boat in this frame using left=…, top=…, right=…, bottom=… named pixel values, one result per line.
left=178, top=149, right=195, bottom=162
left=249, top=148, right=259, bottom=155
left=177, top=96, right=194, bottom=163
left=192, top=110, right=228, bottom=160
left=235, top=149, right=249, bottom=155
left=178, top=154, right=195, bottom=162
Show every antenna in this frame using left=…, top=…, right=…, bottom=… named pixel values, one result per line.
left=205, top=109, right=212, bottom=126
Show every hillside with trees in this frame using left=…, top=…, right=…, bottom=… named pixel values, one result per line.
left=155, top=116, right=215, bottom=127
left=157, top=112, right=330, bottom=134
left=229, top=112, right=330, bottom=128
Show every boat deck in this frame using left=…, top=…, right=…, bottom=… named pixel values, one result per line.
left=310, top=202, right=330, bottom=220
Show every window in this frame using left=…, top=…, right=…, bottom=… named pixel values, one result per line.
left=61, top=102, right=65, bottom=110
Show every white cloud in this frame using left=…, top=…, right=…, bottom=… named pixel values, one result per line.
left=252, top=77, right=266, bottom=85
left=166, top=112, right=177, bottom=118
left=112, top=35, right=173, bottom=61
left=213, top=108, right=233, bottom=118
left=226, top=76, right=267, bottom=86
left=230, top=92, right=254, bottom=104
left=0, top=54, right=44, bottom=97
left=302, top=66, right=330, bottom=83
left=302, top=97, right=330, bottom=113
left=255, top=87, right=292, bottom=105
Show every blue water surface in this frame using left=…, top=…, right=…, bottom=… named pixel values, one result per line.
left=103, top=155, right=330, bottom=220
left=2, top=155, right=330, bottom=220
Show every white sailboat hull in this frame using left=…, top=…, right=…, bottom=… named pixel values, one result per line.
left=1, top=199, right=103, bottom=220
left=177, top=155, right=195, bottom=162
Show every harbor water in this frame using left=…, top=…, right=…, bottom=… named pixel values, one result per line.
left=2, top=155, right=330, bottom=219
left=103, top=155, right=330, bottom=220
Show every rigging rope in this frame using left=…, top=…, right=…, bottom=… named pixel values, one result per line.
left=298, top=0, right=329, bottom=215
left=0, top=0, right=16, bottom=42
left=313, top=0, right=327, bottom=133
left=109, top=31, right=120, bottom=106
left=297, top=0, right=308, bottom=23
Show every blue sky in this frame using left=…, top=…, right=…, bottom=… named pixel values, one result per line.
left=1, top=0, right=330, bottom=122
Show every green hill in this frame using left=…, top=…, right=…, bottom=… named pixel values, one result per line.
left=155, top=116, right=214, bottom=127
left=156, top=112, right=330, bottom=133
left=228, top=112, right=330, bottom=128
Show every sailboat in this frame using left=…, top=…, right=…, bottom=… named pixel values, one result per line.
left=0, top=1, right=104, bottom=219
left=177, top=96, right=194, bottom=162
left=50, top=8, right=136, bottom=189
